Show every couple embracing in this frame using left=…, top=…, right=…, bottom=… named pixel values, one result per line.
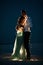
left=11, top=10, right=31, bottom=60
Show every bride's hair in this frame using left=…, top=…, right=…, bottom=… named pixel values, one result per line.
left=18, top=16, right=25, bottom=25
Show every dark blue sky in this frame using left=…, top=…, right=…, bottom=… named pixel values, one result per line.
left=0, top=0, right=43, bottom=44
left=0, top=0, right=43, bottom=57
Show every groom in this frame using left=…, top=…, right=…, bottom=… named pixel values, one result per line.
left=21, top=10, right=31, bottom=60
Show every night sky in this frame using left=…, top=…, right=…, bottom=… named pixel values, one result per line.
left=0, top=0, right=43, bottom=57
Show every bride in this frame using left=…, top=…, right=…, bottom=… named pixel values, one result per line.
left=11, top=16, right=27, bottom=60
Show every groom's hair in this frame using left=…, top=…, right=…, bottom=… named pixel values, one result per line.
left=21, top=10, right=26, bottom=15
